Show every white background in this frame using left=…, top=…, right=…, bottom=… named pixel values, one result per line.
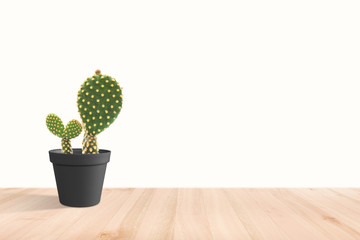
left=0, top=0, right=359, bottom=187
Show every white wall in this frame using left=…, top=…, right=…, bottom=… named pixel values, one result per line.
left=0, top=0, right=359, bottom=187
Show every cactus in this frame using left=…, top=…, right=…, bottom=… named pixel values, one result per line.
left=46, top=113, right=82, bottom=154
left=77, top=69, right=123, bottom=154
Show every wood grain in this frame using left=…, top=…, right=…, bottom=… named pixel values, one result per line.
left=0, top=188, right=359, bottom=240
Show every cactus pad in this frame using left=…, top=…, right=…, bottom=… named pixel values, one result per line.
left=46, top=113, right=65, bottom=138
left=82, top=131, right=99, bottom=154
left=77, top=70, right=123, bottom=136
left=64, top=120, right=82, bottom=139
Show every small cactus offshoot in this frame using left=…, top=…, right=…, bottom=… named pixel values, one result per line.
left=46, top=113, right=82, bottom=154
left=77, top=69, right=123, bottom=154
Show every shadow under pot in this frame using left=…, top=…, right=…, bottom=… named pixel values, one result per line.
left=49, top=148, right=110, bottom=207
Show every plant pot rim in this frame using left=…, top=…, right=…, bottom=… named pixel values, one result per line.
left=49, top=148, right=110, bottom=166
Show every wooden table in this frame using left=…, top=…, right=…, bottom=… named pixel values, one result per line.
left=0, top=188, right=360, bottom=240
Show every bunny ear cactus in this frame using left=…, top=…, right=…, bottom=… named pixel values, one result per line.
left=77, top=69, right=123, bottom=154
left=46, top=114, right=82, bottom=154
left=46, top=114, right=64, bottom=138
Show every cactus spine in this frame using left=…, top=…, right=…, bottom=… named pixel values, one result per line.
left=77, top=70, right=123, bottom=154
left=46, top=113, right=82, bottom=154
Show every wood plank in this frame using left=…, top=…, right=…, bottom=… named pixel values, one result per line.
left=225, top=188, right=321, bottom=240
left=202, top=189, right=252, bottom=239
left=173, top=189, right=215, bottom=240
left=270, top=189, right=360, bottom=240
left=0, top=188, right=359, bottom=240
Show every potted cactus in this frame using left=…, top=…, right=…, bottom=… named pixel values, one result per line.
left=47, top=70, right=123, bottom=207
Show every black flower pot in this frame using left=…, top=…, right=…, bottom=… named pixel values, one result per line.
left=49, top=148, right=110, bottom=207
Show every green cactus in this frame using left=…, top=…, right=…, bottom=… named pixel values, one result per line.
left=77, top=69, right=123, bottom=154
left=82, top=130, right=99, bottom=154
left=46, top=113, right=82, bottom=154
